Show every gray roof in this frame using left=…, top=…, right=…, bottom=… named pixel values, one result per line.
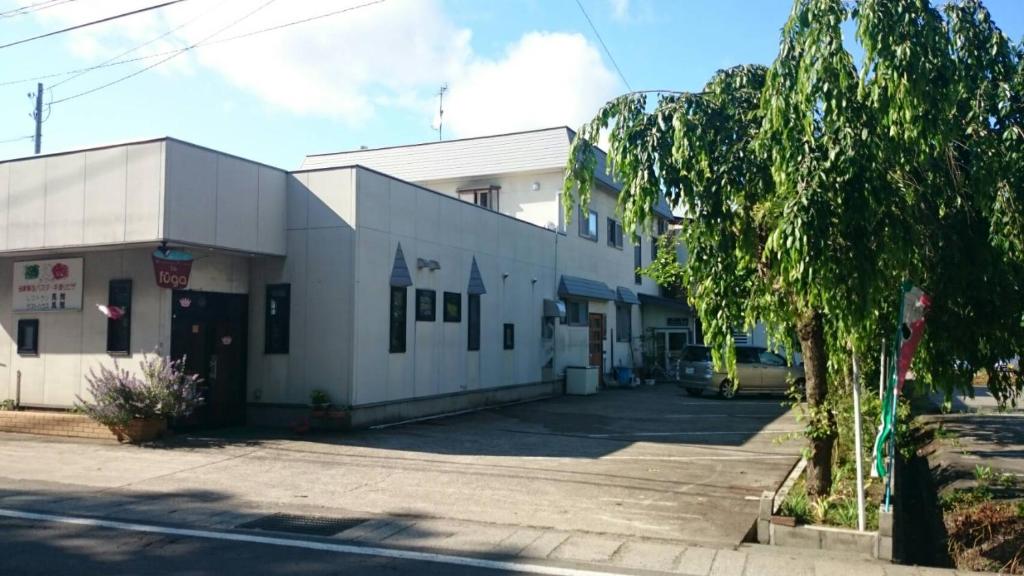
left=467, top=257, right=487, bottom=295
left=300, top=127, right=621, bottom=191
left=616, top=287, right=640, bottom=305
left=558, top=275, right=616, bottom=301
left=638, top=293, right=690, bottom=311
left=389, top=244, right=413, bottom=287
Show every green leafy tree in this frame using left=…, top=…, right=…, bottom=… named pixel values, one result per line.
left=565, top=0, right=1024, bottom=496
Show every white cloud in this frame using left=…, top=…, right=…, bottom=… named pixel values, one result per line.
left=21, top=0, right=622, bottom=137
left=443, top=32, right=620, bottom=137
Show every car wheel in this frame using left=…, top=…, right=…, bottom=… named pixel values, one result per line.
left=718, top=380, right=736, bottom=399
left=685, top=387, right=703, bottom=397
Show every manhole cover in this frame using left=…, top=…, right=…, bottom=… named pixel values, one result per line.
left=236, top=513, right=363, bottom=536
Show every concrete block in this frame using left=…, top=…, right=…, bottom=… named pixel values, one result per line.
left=878, top=507, right=894, bottom=536
left=817, top=527, right=876, bottom=556
left=709, top=549, right=747, bottom=576
left=547, top=534, right=624, bottom=563
left=517, top=531, right=569, bottom=559
left=757, top=518, right=771, bottom=544
left=815, top=560, right=885, bottom=576
left=877, top=535, right=893, bottom=561
left=743, top=552, right=814, bottom=576
left=675, top=546, right=716, bottom=575
left=609, top=541, right=684, bottom=572
left=771, top=524, right=822, bottom=549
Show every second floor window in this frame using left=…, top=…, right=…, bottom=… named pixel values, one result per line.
left=458, top=186, right=499, bottom=210
left=579, top=208, right=598, bottom=241
left=607, top=218, right=623, bottom=249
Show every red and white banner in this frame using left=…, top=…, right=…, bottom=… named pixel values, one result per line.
left=896, top=285, right=930, bottom=393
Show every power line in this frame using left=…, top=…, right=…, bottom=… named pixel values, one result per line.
left=48, top=0, right=388, bottom=105
left=0, top=0, right=388, bottom=88
left=0, top=135, right=34, bottom=145
left=0, top=0, right=76, bottom=19
left=50, top=0, right=282, bottom=105
left=50, top=0, right=229, bottom=89
left=0, top=0, right=188, bottom=50
left=573, top=0, right=631, bottom=91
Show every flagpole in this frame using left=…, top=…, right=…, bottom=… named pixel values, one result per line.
left=852, top=351, right=866, bottom=531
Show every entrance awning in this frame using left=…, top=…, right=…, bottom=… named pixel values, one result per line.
left=639, top=293, right=691, bottom=311
left=558, top=275, right=615, bottom=301
left=616, top=286, right=640, bottom=305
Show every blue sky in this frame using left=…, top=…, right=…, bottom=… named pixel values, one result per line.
left=2, top=0, right=1024, bottom=169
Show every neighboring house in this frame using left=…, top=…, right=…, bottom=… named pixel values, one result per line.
left=302, top=127, right=699, bottom=374
left=0, top=128, right=702, bottom=430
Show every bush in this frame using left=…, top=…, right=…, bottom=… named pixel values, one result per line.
left=76, top=355, right=202, bottom=428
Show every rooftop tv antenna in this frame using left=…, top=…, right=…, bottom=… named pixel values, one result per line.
left=435, top=83, right=447, bottom=141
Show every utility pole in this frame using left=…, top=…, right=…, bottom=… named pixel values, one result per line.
left=436, top=83, right=447, bottom=141
left=32, top=83, right=43, bottom=154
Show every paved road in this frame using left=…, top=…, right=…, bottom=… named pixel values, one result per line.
left=0, top=384, right=813, bottom=573
left=0, top=516, right=520, bottom=576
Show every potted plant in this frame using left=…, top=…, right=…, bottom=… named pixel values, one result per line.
left=76, top=354, right=202, bottom=443
left=310, top=389, right=331, bottom=416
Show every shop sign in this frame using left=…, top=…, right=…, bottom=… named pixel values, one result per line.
left=13, top=258, right=84, bottom=311
left=152, top=248, right=193, bottom=289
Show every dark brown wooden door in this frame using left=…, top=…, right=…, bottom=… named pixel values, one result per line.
left=588, top=313, right=605, bottom=368
left=170, top=290, right=248, bottom=428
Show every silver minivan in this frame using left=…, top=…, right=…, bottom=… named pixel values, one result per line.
left=678, top=345, right=805, bottom=399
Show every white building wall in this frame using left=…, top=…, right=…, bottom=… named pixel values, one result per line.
left=0, top=248, right=250, bottom=408
left=248, top=169, right=356, bottom=409
left=350, top=168, right=557, bottom=407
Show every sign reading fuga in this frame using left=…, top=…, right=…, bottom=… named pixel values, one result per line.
left=13, top=258, right=84, bottom=311
left=152, top=248, right=193, bottom=289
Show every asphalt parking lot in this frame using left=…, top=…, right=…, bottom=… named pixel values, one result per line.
left=0, top=384, right=803, bottom=550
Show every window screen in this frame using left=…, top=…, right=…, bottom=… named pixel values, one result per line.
left=443, top=292, right=461, bottom=322
left=106, top=279, right=132, bottom=354
left=415, top=289, right=436, bottom=322
left=17, top=319, right=39, bottom=356
left=265, top=284, right=291, bottom=354
left=390, top=286, right=407, bottom=353
left=468, top=294, right=480, bottom=351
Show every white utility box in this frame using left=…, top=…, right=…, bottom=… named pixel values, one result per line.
left=565, top=366, right=599, bottom=395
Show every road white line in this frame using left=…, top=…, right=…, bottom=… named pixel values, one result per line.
left=587, top=429, right=802, bottom=438
left=0, top=508, right=627, bottom=576
left=601, top=455, right=795, bottom=462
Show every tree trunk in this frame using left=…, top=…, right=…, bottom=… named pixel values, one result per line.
left=797, top=309, right=834, bottom=497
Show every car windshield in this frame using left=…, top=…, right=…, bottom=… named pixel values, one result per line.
left=682, top=346, right=711, bottom=362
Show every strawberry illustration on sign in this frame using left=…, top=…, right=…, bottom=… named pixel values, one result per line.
left=51, top=262, right=69, bottom=280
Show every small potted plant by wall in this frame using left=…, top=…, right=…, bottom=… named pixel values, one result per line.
left=310, top=389, right=331, bottom=416
left=76, top=354, right=203, bottom=443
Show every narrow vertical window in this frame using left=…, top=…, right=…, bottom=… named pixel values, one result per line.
left=651, top=235, right=659, bottom=262
left=265, top=284, right=291, bottom=354
left=468, top=293, right=480, bottom=351
left=616, top=304, right=631, bottom=342
left=17, top=319, right=39, bottom=356
left=634, top=245, right=642, bottom=285
left=390, top=286, right=407, bottom=353
left=503, top=323, right=515, bottom=350
left=443, top=292, right=462, bottom=322
left=415, top=289, right=436, bottom=321
left=106, top=279, right=132, bottom=354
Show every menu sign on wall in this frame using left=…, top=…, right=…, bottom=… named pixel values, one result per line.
left=13, top=258, right=84, bottom=311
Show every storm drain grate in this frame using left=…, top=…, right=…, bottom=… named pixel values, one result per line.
left=236, top=513, right=364, bottom=536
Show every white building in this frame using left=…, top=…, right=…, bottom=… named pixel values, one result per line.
left=0, top=128, right=706, bottom=429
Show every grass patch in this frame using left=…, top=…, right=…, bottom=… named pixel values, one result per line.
left=946, top=500, right=1024, bottom=574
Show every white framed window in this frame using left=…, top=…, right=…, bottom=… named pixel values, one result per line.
left=615, top=304, right=631, bottom=342
left=458, top=186, right=500, bottom=210
left=579, top=208, right=598, bottom=241
left=606, top=218, right=624, bottom=249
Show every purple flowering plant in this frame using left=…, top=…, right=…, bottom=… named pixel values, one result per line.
left=76, top=354, right=202, bottom=428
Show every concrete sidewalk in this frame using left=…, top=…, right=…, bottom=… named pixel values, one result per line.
left=0, top=480, right=953, bottom=576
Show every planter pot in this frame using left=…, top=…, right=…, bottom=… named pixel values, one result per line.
left=111, top=418, right=167, bottom=443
